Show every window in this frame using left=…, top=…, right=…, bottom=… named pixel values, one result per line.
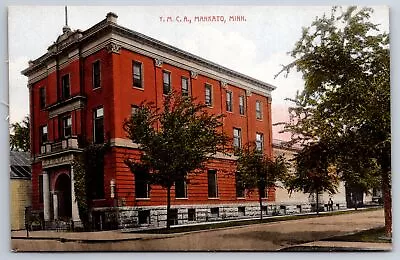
left=239, top=95, right=245, bottom=115
left=188, top=208, right=196, bottom=221
left=226, top=91, right=233, bottom=112
left=131, top=105, right=139, bottom=116
left=175, top=179, right=187, bottom=198
left=40, top=125, right=48, bottom=144
left=39, top=175, right=43, bottom=203
left=168, top=209, right=178, bottom=226
left=205, top=84, right=212, bottom=106
left=135, top=170, right=150, bottom=199
left=210, top=207, right=219, bottom=218
left=138, top=210, right=151, bottom=224
left=260, top=187, right=268, bottom=198
left=256, top=100, right=262, bottom=120
left=93, top=160, right=105, bottom=199
left=133, top=61, right=143, bottom=88
left=207, top=169, right=218, bottom=198
left=181, top=77, right=189, bottom=96
left=94, top=107, right=104, bottom=144
left=163, top=71, right=171, bottom=94
left=61, top=74, right=70, bottom=99
left=238, top=206, right=246, bottom=217
left=256, top=133, right=264, bottom=152
left=233, top=128, right=242, bottom=149
left=39, top=87, right=46, bottom=109
left=92, top=60, right=101, bottom=89
left=236, top=173, right=245, bottom=198
left=62, top=116, right=72, bottom=138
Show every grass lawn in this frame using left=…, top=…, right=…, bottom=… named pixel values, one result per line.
left=131, top=207, right=382, bottom=234
left=323, top=227, right=391, bottom=243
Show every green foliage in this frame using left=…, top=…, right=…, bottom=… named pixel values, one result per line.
left=285, top=142, right=339, bottom=196
left=123, top=92, right=230, bottom=228
left=236, top=143, right=288, bottom=219
left=275, top=6, right=390, bottom=234
left=10, top=115, right=30, bottom=152
left=72, top=141, right=110, bottom=230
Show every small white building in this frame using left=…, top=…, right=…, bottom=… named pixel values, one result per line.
left=272, top=139, right=347, bottom=214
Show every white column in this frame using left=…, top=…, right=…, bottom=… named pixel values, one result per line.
left=53, top=192, right=58, bottom=220
left=70, top=165, right=81, bottom=222
left=42, top=171, right=50, bottom=221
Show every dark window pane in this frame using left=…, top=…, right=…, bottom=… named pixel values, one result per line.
left=233, top=128, right=241, bottom=148
left=138, top=210, right=150, bottom=224
left=135, top=170, right=150, bottom=198
left=236, top=173, right=245, bottom=198
left=205, top=84, right=212, bottom=106
left=175, top=179, right=187, bottom=198
left=239, top=96, right=245, bottom=115
left=94, top=108, right=104, bottom=144
left=256, top=101, right=262, bottom=119
left=62, top=75, right=70, bottom=99
left=188, top=208, right=196, bottom=221
left=40, top=125, right=48, bottom=144
left=39, top=87, right=46, bottom=109
left=181, top=77, right=189, bottom=96
left=256, top=133, right=263, bottom=151
left=92, top=160, right=104, bottom=199
left=208, top=170, right=218, bottom=198
left=226, top=91, right=232, bottom=112
left=63, top=117, right=72, bottom=138
left=163, top=71, right=171, bottom=94
left=133, top=62, right=142, bottom=88
left=93, top=61, right=101, bottom=89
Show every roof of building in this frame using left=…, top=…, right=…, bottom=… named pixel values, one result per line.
left=272, top=139, right=302, bottom=152
left=22, top=12, right=276, bottom=93
left=10, top=151, right=31, bottom=180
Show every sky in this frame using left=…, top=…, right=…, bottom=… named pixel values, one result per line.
left=7, top=5, right=389, bottom=140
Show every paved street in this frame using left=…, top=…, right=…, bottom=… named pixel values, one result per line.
left=11, top=209, right=387, bottom=252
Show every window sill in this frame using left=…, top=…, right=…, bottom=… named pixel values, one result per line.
left=175, top=197, right=188, bottom=200
left=208, top=197, right=220, bottom=199
left=132, top=86, right=144, bottom=91
left=236, top=197, right=246, bottom=200
left=256, top=118, right=263, bottom=122
left=226, top=110, right=233, bottom=114
left=93, top=87, right=101, bottom=91
left=136, top=198, right=151, bottom=200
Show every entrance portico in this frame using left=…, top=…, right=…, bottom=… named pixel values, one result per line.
left=42, top=165, right=80, bottom=225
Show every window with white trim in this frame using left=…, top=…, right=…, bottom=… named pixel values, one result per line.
left=226, top=91, right=233, bottom=112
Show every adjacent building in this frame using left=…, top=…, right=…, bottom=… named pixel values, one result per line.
left=10, top=151, right=32, bottom=230
left=22, top=13, right=276, bottom=229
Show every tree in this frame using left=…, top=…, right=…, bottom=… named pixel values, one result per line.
left=236, top=143, right=288, bottom=219
left=73, top=140, right=110, bottom=230
left=284, top=142, right=339, bottom=214
left=123, top=92, right=229, bottom=229
left=275, top=6, right=391, bottom=236
left=10, top=115, right=30, bottom=152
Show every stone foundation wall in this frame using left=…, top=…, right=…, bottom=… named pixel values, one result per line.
left=92, top=200, right=348, bottom=230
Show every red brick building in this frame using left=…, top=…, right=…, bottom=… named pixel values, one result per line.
left=22, top=13, right=276, bottom=229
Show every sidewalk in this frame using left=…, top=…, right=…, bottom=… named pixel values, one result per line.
left=281, top=241, right=392, bottom=251
left=11, top=208, right=390, bottom=251
left=12, top=207, right=376, bottom=242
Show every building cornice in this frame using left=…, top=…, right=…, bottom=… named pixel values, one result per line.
left=22, top=14, right=276, bottom=96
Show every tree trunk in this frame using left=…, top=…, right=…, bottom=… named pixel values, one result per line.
left=316, top=190, right=319, bottom=215
left=166, top=185, right=171, bottom=230
left=381, top=167, right=392, bottom=237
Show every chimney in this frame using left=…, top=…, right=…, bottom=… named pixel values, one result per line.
left=106, top=12, right=118, bottom=23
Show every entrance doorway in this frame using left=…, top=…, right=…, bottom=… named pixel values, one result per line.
left=55, top=174, right=72, bottom=219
